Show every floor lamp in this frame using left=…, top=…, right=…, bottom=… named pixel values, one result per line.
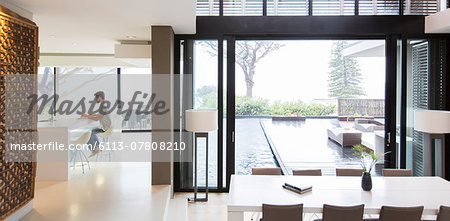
left=185, top=109, right=218, bottom=202
left=414, top=110, right=450, bottom=177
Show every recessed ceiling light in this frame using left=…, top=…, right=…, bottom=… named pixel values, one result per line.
left=126, top=35, right=137, bottom=39
left=72, top=43, right=77, bottom=46
left=50, top=35, right=56, bottom=38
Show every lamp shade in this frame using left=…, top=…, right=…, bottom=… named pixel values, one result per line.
left=414, top=109, right=450, bottom=134
left=185, top=109, right=218, bottom=132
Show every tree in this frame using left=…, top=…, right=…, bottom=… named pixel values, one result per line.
left=38, top=67, right=54, bottom=96
left=200, top=41, right=283, bottom=98
left=328, top=41, right=365, bottom=99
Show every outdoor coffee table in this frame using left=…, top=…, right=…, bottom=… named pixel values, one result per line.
left=327, top=128, right=362, bottom=147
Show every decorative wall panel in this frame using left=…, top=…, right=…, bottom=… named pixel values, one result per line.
left=0, top=5, right=38, bottom=220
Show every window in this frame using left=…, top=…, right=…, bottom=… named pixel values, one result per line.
left=37, top=67, right=55, bottom=122
left=120, top=68, right=152, bottom=131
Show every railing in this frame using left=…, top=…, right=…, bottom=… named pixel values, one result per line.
left=196, top=0, right=444, bottom=15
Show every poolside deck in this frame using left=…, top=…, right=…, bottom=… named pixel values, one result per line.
left=236, top=118, right=383, bottom=176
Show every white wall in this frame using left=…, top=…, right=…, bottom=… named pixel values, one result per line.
left=0, top=0, right=33, bottom=20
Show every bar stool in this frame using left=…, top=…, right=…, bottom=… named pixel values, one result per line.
left=96, top=127, right=114, bottom=161
left=70, top=130, right=91, bottom=174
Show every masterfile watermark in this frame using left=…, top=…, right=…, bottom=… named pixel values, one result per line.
left=4, top=74, right=194, bottom=163
left=9, top=142, right=67, bottom=151
left=27, top=91, right=170, bottom=121
left=9, top=141, right=186, bottom=152
left=4, top=131, right=194, bottom=163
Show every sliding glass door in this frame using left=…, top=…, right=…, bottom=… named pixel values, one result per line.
left=401, top=38, right=449, bottom=177
left=175, top=38, right=228, bottom=191
left=174, top=35, right=449, bottom=192
left=231, top=39, right=393, bottom=176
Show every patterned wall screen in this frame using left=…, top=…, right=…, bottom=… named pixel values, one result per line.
left=0, top=6, right=38, bottom=220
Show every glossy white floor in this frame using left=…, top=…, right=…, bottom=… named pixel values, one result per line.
left=175, top=193, right=229, bottom=221
left=22, top=162, right=172, bottom=221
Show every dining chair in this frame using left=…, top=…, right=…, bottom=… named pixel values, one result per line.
left=314, top=204, right=364, bottom=221
left=252, top=167, right=282, bottom=175
left=364, top=206, right=424, bottom=221
left=382, top=169, right=412, bottom=177
left=293, top=169, right=322, bottom=176
left=336, top=168, right=363, bottom=176
left=261, top=204, right=303, bottom=221
left=437, top=206, right=450, bottom=221
left=251, top=168, right=282, bottom=221
left=423, top=206, right=450, bottom=221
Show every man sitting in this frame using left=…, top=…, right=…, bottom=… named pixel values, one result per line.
left=81, top=91, right=112, bottom=157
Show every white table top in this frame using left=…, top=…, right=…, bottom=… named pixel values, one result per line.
left=38, top=117, right=99, bottom=138
left=38, top=117, right=98, bottom=130
left=228, top=175, right=450, bottom=215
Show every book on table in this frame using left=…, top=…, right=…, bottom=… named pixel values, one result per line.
left=283, top=183, right=313, bottom=194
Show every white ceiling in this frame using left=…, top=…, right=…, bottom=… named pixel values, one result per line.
left=6, top=0, right=196, bottom=54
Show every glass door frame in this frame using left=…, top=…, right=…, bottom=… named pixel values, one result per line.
left=398, top=35, right=450, bottom=178
left=175, top=34, right=448, bottom=191
left=226, top=35, right=399, bottom=184
left=173, top=36, right=228, bottom=192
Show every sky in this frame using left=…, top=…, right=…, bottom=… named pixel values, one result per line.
left=194, top=40, right=386, bottom=104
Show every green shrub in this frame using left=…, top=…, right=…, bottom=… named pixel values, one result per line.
left=196, top=86, right=218, bottom=109
left=270, top=100, right=335, bottom=116
left=302, top=103, right=335, bottom=116
left=235, top=97, right=335, bottom=116
left=199, top=92, right=218, bottom=109
left=197, top=88, right=336, bottom=117
left=235, top=96, right=270, bottom=116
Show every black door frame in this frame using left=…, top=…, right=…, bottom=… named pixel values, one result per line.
left=228, top=35, right=397, bottom=181
left=173, top=37, right=229, bottom=192
left=174, top=33, right=450, bottom=192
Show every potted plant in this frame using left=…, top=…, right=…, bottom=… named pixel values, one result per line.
left=339, top=113, right=357, bottom=129
left=352, top=144, right=381, bottom=191
left=339, top=117, right=354, bottom=129
left=338, top=104, right=355, bottom=129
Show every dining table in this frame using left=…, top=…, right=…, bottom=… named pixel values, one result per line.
left=227, top=174, right=450, bottom=220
